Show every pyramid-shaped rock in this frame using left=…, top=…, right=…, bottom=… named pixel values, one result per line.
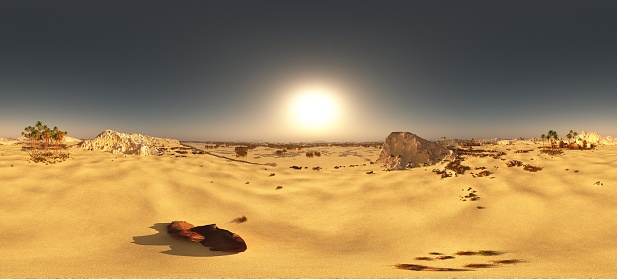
left=377, top=132, right=451, bottom=170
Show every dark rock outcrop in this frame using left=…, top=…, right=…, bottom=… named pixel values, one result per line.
left=167, top=221, right=247, bottom=253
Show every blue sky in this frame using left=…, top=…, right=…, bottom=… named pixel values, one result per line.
left=1, top=1, right=615, bottom=141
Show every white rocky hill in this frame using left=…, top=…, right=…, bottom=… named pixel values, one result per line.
left=0, top=138, right=19, bottom=145
left=576, top=131, right=617, bottom=146
left=77, top=130, right=180, bottom=156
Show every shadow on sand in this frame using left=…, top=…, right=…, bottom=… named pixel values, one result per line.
left=132, top=223, right=238, bottom=257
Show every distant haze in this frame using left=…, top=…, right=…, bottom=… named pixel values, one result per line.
left=1, top=1, right=616, bottom=141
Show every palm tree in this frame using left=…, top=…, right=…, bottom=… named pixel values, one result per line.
left=566, top=130, right=573, bottom=146
left=51, top=126, right=60, bottom=148
left=42, top=125, right=51, bottom=149
left=547, top=130, right=558, bottom=149
left=541, top=134, right=546, bottom=148
left=21, top=126, right=32, bottom=141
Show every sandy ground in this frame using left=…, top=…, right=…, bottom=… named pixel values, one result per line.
left=1, top=141, right=617, bottom=278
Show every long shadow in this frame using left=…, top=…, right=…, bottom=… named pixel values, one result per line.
left=132, top=223, right=238, bottom=257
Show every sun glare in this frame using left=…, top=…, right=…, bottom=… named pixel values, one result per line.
left=289, top=86, right=339, bottom=130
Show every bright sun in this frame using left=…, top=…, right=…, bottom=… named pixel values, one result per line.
left=289, top=86, right=339, bottom=129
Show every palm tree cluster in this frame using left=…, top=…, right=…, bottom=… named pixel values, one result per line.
left=539, top=129, right=582, bottom=155
left=21, top=121, right=69, bottom=163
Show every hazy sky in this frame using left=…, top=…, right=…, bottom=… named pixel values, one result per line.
left=1, top=1, right=616, bottom=141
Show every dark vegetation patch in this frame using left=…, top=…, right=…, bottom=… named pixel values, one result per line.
left=394, top=264, right=468, bottom=272
left=492, top=259, right=525, bottom=265
left=464, top=263, right=497, bottom=268
left=454, top=250, right=505, bottom=256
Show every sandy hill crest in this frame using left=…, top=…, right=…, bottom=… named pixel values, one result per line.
left=376, top=132, right=452, bottom=170
left=77, top=130, right=180, bottom=155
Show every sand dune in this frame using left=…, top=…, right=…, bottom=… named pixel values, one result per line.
left=1, top=142, right=617, bottom=278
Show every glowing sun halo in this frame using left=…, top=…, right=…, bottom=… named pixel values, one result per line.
left=290, top=87, right=339, bottom=129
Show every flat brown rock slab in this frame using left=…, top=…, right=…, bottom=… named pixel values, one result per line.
left=167, top=221, right=204, bottom=242
left=167, top=221, right=247, bottom=253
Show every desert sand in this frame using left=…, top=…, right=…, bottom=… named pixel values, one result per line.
left=1, top=140, right=617, bottom=278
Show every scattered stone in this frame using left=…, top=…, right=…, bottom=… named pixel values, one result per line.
left=460, top=188, right=480, bottom=201
left=290, top=165, right=302, bottom=170
left=436, top=255, right=455, bottom=260
left=366, top=170, right=374, bottom=174
left=312, top=166, right=321, bottom=171
left=230, top=216, right=247, bottom=223
left=506, top=160, right=523, bottom=167
left=446, top=159, right=470, bottom=175
left=432, top=168, right=451, bottom=178
left=455, top=250, right=505, bottom=256
left=477, top=170, right=491, bottom=177
left=269, top=173, right=275, bottom=176
left=454, top=251, right=477, bottom=256
left=463, top=263, right=497, bottom=268
left=523, top=164, right=542, bottom=172
left=414, top=257, right=434, bottom=261
left=276, top=185, right=283, bottom=190
left=594, top=181, right=603, bottom=186
left=394, top=264, right=467, bottom=271
left=492, top=259, right=524, bottom=264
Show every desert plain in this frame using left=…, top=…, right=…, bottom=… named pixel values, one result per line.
left=1, top=138, right=617, bottom=278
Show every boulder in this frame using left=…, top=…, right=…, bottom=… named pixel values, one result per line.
left=168, top=220, right=196, bottom=231
left=167, top=221, right=247, bottom=253
left=376, top=132, right=451, bottom=170
left=167, top=221, right=204, bottom=242
left=190, top=224, right=247, bottom=253
left=138, top=145, right=150, bottom=156
left=382, top=154, right=406, bottom=170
